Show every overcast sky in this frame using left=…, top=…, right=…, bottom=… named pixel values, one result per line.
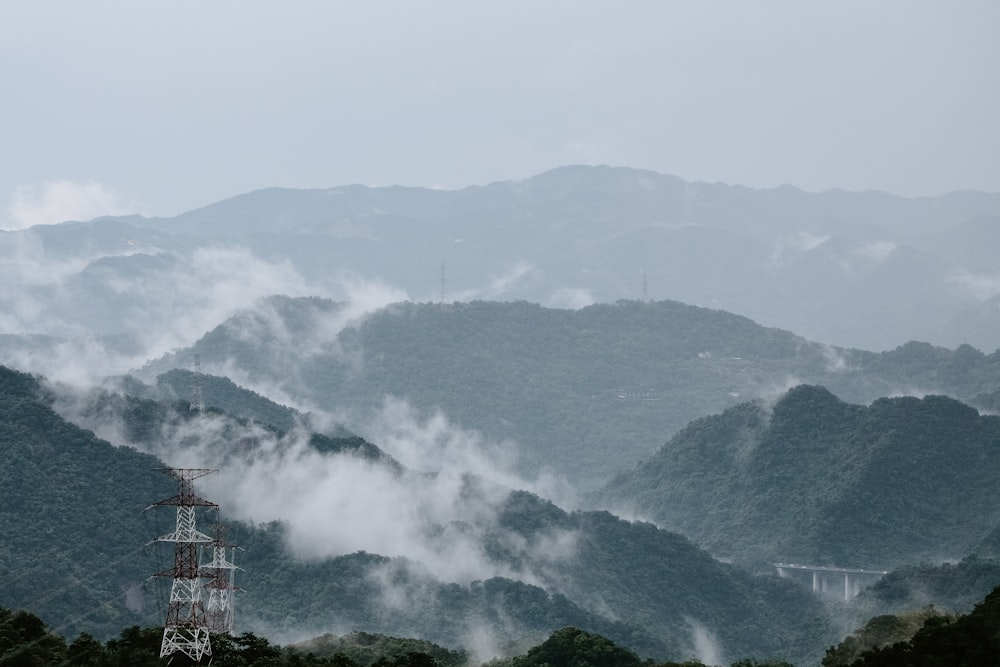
left=2, top=1, right=998, bottom=228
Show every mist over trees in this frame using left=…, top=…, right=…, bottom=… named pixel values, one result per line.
left=140, top=298, right=1000, bottom=491
left=595, top=384, right=1000, bottom=568
left=3, top=166, right=1000, bottom=363
left=2, top=166, right=1000, bottom=664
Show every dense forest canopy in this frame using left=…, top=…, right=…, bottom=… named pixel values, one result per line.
left=141, top=298, right=1000, bottom=490
left=596, top=385, right=1000, bottom=569
left=4, top=588, right=999, bottom=667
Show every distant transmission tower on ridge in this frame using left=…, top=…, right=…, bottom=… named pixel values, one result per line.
left=148, top=468, right=219, bottom=663
left=439, top=260, right=447, bottom=303
left=191, top=355, right=206, bottom=413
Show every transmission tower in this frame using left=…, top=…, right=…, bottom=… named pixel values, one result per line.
left=202, top=523, right=241, bottom=635
left=148, top=468, right=218, bottom=663
left=439, top=260, right=447, bottom=303
left=191, top=355, right=205, bottom=413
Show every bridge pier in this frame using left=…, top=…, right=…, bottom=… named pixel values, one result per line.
left=775, top=563, right=888, bottom=601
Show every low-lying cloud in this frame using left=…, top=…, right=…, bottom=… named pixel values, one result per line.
left=5, top=180, right=135, bottom=230
left=0, top=244, right=325, bottom=386
left=547, top=287, right=595, bottom=309
left=55, top=386, right=577, bottom=588
left=949, top=270, right=1000, bottom=301
left=854, top=241, right=897, bottom=262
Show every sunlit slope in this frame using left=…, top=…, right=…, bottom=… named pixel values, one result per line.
left=595, top=385, right=1000, bottom=569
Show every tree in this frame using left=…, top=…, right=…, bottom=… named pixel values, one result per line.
left=512, top=627, right=643, bottom=667
left=102, top=626, right=162, bottom=667
left=65, top=632, right=107, bottom=666
left=0, top=608, right=67, bottom=666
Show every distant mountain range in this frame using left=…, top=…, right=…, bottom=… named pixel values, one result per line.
left=2, top=165, right=1000, bottom=663
left=2, top=165, right=999, bottom=352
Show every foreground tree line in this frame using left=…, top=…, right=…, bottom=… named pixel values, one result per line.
left=2, top=586, right=999, bottom=667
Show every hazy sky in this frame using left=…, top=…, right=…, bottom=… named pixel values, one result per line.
left=2, top=1, right=998, bottom=228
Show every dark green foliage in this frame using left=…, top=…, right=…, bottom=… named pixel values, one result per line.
left=860, top=557, right=1000, bottom=615
left=2, top=363, right=827, bottom=662
left=307, top=430, right=393, bottom=464
left=235, top=525, right=660, bottom=661
left=66, top=373, right=395, bottom=468
left=102, top=625, right=163, bottom=666
left=150, top=371, right=392, bottom=463
left=844, top=585, right=1000, bottom=666
left=821, top=608, right=950, bottom=667
left=0, top=367, right=176, bottom=640
left=9, top=361, right=995, bottom=665
left=0, top=606, right=67, bottom=666
left=0, top=365, right=42, bottom=399
left=1, top=378, right=597, bottom=653
left=157, top=369, right=300, bottom=433
left=144, top=298, right=1000, bottom=490
left=65, top=632, right=107, bottom=666
left=370, top=653, right=438, bottom=667
left=0, top=607, right=435, bottom=667
left=210, top=631, right=285, bottom=666
left=486, top=492, right=833, bottom=665
left=292, top=631, right=465, bottom=667
left=597, top=385, right=1000, bottom=568
left=511, top=626, right=643, bottom=667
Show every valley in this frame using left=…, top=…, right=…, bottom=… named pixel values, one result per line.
left=1, top=167, right=999, bottom=665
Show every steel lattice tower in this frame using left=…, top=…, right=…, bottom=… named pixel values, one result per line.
left=148, top=468, right=218, bottom=663
left=191, top=355, right=206, bottom=413
left=202, top=523, right=240, bottom=635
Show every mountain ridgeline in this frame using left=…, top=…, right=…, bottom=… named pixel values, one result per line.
left=0, top=364, right=841, bottom=664
left=595, top=385, right=1000, bottom=569
left=144, top=297, right=1000, bottom=490
left=2, top=165, right=1000, bottom=356
left=4, top=164, right=1000, bottom=664
left=4, top=357, right=1000, bottom=663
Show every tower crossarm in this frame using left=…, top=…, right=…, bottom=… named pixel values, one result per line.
left=145, top=468, right=219, bottom=510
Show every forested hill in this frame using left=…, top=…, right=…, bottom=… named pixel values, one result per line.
left=0, top=365, right=176, bottom=638
left=144, top=297, right=1000, bottom=490
left=0, top=364, right=841, bottom=663
left=594, top=385, right=1000, bottom=569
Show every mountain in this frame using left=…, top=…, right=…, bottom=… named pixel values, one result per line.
left=594, top=385, right=1000, bottom=569
left=0, top=365, right=177, bottom=639
left=3, top=165, right=1000, bottom=355
left=141, top=297, right=1000, bottom=490
left=0, top=364, right=841, bottom=664
left=823, top=584, right=1000, bottom=666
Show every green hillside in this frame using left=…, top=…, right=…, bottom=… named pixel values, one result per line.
left=143, top=298, right=1000, bottom=491
left=0, top=366, right=177, bottom=639
left=823, top=584, right=1000, bottom=666
left=0, top=364, right=839, bottom=663
left=595, top=385, right=1000, bottom=569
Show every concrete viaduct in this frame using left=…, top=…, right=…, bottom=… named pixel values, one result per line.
left=775, top=562, right=889, bottom=601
